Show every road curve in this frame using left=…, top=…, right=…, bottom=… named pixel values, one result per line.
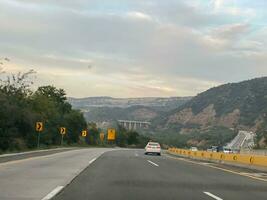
left=0, top=148, right=76, bottom=164
left=53, top=149, right=267, bottom=200
left=0, top=148, right=113, bottom=200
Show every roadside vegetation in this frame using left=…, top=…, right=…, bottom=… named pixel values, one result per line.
left=153, top=126, right=237, bottom=150
left=0, top=69, right=88, bottom=153
left=115, top=125, right=150, bottom=148
left=0, top=65, right=150, bottom=153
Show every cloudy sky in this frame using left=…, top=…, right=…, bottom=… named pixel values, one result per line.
left=0, top=0, right=267, bottom=97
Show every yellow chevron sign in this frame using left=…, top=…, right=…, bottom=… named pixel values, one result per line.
left=36, top=122, right=43, bottom=132
left=60, top=127, right=66, bottom=135
left=82, top=130, right=87, bottom=137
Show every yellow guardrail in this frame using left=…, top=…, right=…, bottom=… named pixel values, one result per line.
left=168, top=148, right=267, bottom=168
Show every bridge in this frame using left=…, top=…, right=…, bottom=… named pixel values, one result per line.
left=226, top=130, right=256, bottom=150
left=117, top=120, right=151, bottom=130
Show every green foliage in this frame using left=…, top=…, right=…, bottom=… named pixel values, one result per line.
left=64, top=110, right=87, bottom=144
left=154, top=126, right=236, bottom=149
left=255, top=115, right=267, bottom=148
left=0, top=71, right=87, bottom=152
left=84, top=105, right=158, bottom=122
left=85, top=123, right=100, bottom=145
left=180, top=77, right=267, bottom=126
left=151, top=77, right=267, bottom=148
left=188, top=126, right=237, bottom=149
left=115, top=125, right=150, bottom=148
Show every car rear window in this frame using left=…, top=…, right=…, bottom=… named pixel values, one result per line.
left=149, top=143, right=159, bottom=146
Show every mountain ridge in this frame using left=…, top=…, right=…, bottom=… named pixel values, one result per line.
left=153, top=77, right=267, bottom=147
left=68, top=96, right=192, bottom=124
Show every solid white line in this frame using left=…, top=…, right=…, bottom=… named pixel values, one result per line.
left=203, top=192, right=223, bottom=200
left=0, top=148, right=74, bottom=158
left=41, top=186, right=64, bottom=200
left=147, top=160, right=159, bottom=167
left=89, top=157, right=97, bottom=164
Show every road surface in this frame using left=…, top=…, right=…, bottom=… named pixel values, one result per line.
left=1, top=148, right=267, bottom=200
left=0, top=148, right=75, bottom=164
left=0, top=148, right=113, bottom=200
left=53, top=149, right=267, bottom=200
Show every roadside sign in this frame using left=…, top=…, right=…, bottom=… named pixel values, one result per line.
left=60, top=127, right=66, bottom=135
left=107, top=128, right=116, bottom=141
left=82, top=130, right=87, bottom=137
left=36, top=122, right=43, bottom=132
left=36, top=122, right=43, bottom=148
left=100, top=133, right=105, bottom=141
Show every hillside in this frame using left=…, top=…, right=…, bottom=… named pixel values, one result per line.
left=68, top=96, right=191, bottom=123
left=83, top=106, right=158, bottom=122
left=154, top=77, right=267, bottom=148
left=68, top=96, right=191, bottom=111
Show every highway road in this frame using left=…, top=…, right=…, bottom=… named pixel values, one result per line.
left=1, top=148, right=267, bottom=200
left=0, top=148, right=113, bottom=200
left=53, top=149, right=267, bottom=200
left=0, top=148, right=75, bottom=164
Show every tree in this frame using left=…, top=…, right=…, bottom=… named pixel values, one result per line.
left=85, top=123, right=100, bottom=145
left=0, top=70, right=36, bottom=150
left=64, top=110, right=87, bottom=144
left=0, top=70, right=88, bottom=151
left=127, top=131, right=139, bottom=145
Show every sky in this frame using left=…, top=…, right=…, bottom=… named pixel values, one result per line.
left=0, top=0, right=267, bottom=98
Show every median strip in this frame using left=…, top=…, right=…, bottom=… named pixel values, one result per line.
left=203, top=192, right=223, bottom=200
left=147, top=160, right=159, bottom=167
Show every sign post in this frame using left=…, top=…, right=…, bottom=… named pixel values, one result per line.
left=100, top=132, right=105, bottom=145
left=35, top=122, right=43, bottom=148
left=60, top=127, right=66, bottom=146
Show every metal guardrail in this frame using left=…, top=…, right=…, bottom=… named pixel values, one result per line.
left=240, top=149, right=267, bottom=156
left=168, top=148, right=267, bottom=168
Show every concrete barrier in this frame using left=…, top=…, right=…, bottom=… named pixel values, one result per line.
left=168, top=148, right=267, bottom=169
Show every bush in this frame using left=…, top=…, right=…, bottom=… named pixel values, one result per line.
left=0, top=71, right=87, bottom=152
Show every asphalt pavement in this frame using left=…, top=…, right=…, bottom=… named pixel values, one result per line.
left=53, top=149, right=267, bottom=200
left=0, top=148, right=113, bottom=200
left=0, top=148, right=75, bottom=164
left=1, top=148, right=267, bottom=200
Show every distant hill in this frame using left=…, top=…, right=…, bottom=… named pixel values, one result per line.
left=68, top=96, right=191, bottom=124
left=68, top=96, right=191, bottom=111
left=83, top=106, right=158, bottom=122
left=68, top=78, right=267, bottom=148
left=153, top=77, right=267, bottom=148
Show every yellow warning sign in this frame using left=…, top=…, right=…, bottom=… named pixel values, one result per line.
left=107, top=128, right=116, bottom=141
left=36, top=122, right=43, bottom=132
left=60, top=127, right=66, bottom=135
left=82, top=130, right=87, bottom=137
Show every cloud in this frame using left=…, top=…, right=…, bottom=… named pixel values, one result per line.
left=0, top=0, right=266, bottom=97
left=211, top=23, right=250, bottom=40
left=127, top=12, right=153, bottom=21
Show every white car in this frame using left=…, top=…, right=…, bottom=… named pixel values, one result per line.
left=145, top=142, right=161, bottom=156
left=223, top=148, right=233, bottom=154
left=190, top=147, right=198, bottom=151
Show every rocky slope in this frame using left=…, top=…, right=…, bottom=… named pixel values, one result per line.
left=155, top=77, right=267, bottom=147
